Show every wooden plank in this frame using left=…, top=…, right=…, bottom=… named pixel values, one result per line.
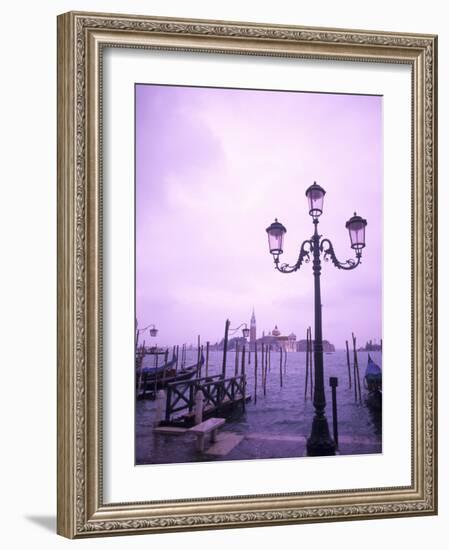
left=153, top=426, right=187, bottom=435
left=189, top=417, right=225, bottom=434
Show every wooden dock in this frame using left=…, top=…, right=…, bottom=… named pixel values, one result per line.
left=160, top=374, right=251, bottom=428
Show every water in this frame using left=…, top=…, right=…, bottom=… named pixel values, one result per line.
left=136, top=349, right=382, bottom=464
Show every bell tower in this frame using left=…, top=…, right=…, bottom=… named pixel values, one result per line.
left=250, top=308, right=256, bottom=350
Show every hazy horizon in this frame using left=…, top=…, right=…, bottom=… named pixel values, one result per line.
left=136, top=84, right=383, bottom=349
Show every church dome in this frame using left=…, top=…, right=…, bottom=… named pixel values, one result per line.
left=272, top=325, right=281, bottom=337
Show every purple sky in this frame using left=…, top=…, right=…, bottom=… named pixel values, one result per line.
left=136, top=85, right=382, bottom=349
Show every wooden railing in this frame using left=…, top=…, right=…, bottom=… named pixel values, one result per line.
left=165, top=374, right=246, bottom=422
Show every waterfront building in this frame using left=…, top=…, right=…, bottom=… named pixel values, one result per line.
left=256, top=324, right=297, bottom=352
left=296, top=339, right=335, bottom=352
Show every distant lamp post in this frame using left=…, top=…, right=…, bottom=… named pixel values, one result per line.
left=136, top=322, right=159, bottom=348
left=229, top=323, right=250, bottom=339
left=266, top=182, right=367, bottom=456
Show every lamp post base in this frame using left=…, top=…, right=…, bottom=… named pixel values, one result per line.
left=306, top=415, right=336, bottom=456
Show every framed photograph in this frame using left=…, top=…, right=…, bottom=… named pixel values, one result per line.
left=57, top=11, right=437, bottom=538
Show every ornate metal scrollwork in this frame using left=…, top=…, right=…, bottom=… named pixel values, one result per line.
left=275, top=239, right=313, bottom=273
left=320, top=238, right=361, bottom=270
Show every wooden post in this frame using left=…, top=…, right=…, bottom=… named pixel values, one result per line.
left=309, top=327, right=314, bottom=399
left=279, top=348, right=283, bottom=388
left=165, top=385, right=172, bottom=422
left=329, top=377, right=339, bottom=448
left=234, top=342, right=239, bottom=376
left=205, top=341, right=210, bottom=378
left=262, top=343, right=266, bottom=396
left=262, top=345, right=266, bottom=394
left=154, top=353, right=159, bottom=396
left=352, top=333, right=362, bottom=403
left=194, top=390, right=204, bottom=425
left=197, top=335, right=201, bottom=368
left=345, top=339, right=352, bottom=389
left=304, top=330, right=308, bottom=396
left=198, top=345, right=203, bottom=379
left=222, top=319, right=230, bottom=379
left=241, top=344, right=246, bottom=411
left=154, top=390, right=166, bottom=428
left=162, top=350, right=168, bottom=384
left=284, top=349, right=288, bottom=375
left=254, top=342, right=258, bottom=405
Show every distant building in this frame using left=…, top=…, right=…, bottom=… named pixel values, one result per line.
left=256, top=324, right=297, bottom=352
left=217, top=336, right=247, bottom=351
left=359, top=339, right=382, bottom=352
left=296, top=339, right=335, bottom=352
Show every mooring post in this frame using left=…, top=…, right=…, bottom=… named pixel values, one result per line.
left=165, top=386, right=172, bottom=422
left=234, top=342, right=239, bottom=376
left=154, top=390, right=166, bottom=428
left=254, top=341, right=258, bottom=405
left=279, top=347, right=283, bottom=388
left=198, top=344, right=203, bottom=379
left=194, top=390, right=204, bottom=425
left=205, top=341, right=210, bottom=378
left=154, top=353, right=159, bottom=395
left=197, top=335, right=201, bottom=368
left=262, top=343, right=267, bottom=396
left=345, top=339, right=352, bottom=389
left=352, top=333, right=362, bottom=403
left=309, top=326, right=314, bottom=399
left=305, top=327, right=310, bottom=399
left=260, top=344, right=265, bottom=395
left=329, top=377, right=339, bottom=449
left=222, top=319, right=230, bottom=379
left=162, top=350, right=168, bottom=384
left=241, top=344, right=246, bottom=411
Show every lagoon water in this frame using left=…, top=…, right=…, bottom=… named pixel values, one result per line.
left=136, top=349, right=382, bottom=465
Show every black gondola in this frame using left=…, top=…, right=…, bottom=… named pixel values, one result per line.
left=136, top=353, right=205, bottom=399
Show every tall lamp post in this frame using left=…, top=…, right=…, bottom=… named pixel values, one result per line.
left=222, top=321, right=250, bottom=378
left=229, top=323, right=250, bottom=339
left=136, top=322, right=158, bottom=349
left=266, top=182, right=367, bottom=456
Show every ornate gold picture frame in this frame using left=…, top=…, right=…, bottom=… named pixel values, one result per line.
left=57, top=11, right=437, bottom=538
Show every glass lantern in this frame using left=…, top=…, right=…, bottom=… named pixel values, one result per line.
left=266, top=219, right=287, bottom=255
left=305, top=182, right=326, bottom=218
left=345, top=213, right=367, bottom=250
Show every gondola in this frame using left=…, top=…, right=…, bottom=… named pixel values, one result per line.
left=364, top=354, right=382, bottom=410
left=136, top=353, right=205, bottom=399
